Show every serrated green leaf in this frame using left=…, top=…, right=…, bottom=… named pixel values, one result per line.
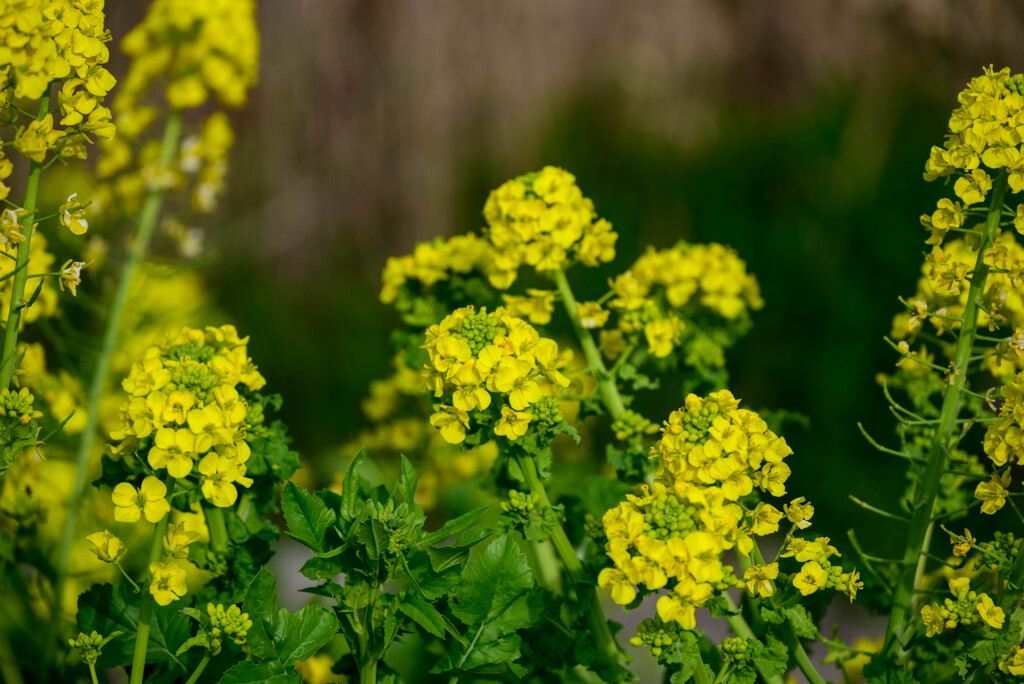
left=242, top=569, right=339, bottom=667
left=340, top=448, right=367, bottom=520
left=786, top=605, right=817, bottom=640
left=281, top=482, right=336, bottom=554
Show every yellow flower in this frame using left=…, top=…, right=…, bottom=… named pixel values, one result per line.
left=598, top=568, right=637, bottom=605
left=793, top=561, right=828, bottom=596
left=577, top=301, right=610, bottom=329
left=784, top=497, right=814, bottom=530
left=952, top=529, right=976, bottom=557
left=494, top=405, right=531, bottom=441
left=198, top=452, right=252, bottom=508
left=86, top=530, right=126, bottom=563
left=656, top=594, right=696, bottom=630
left=112, top=476, right=170, bottom=523
left=294, top=654, right=345, bottom=684
left=921, top=603, right=944, bottom=637
left=977, top=594, right=1005, bottom=629
left=163, top=522, right=201, bottom=559
left=59, top=260, right=86, bottom=296
left=149, top=561, right=187, bottom=606
left=743, top=563, right=778, bottom=598
left=429, top=406, right=469, bottom=445
left=148, top=428, right=197, bottom=478
left=644, top=318, right=685, bottom=358
left=748, top=502, right=784, bottom=535
left=975, top=473, right=1010, bottom=514
left=59, top=194, right=89, bottom=235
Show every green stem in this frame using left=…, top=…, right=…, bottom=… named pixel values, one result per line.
left=183, top=654, right=210, bottom=684
left=204, top=504, right=228, bottom=553
left=516, top=454, right=624, bottom=670
left=553, top=268, right=625, bottom=419
left=360, top=659, right=377, bottom=684
left=884, top=172, right=1008, bottom=653
left=692, top=648, right=713, bottom=684
left=54, top=110, right=183, bottom=611
left=88, top=662, right=100, bottom=684
left=129, top=474, right=176, bottom=684
left=1001, top=538, right=1024, bottom=613
left=0, top=89, right=51, bottom=388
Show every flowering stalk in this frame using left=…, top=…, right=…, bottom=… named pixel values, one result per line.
left=56, top=111, right=184, bottom=595
left=0, top=89, right=51, bottom=389
left=183, top=654, right=211, bottom=684
left=553, top=268, right=626, bottom=419
left=884, top=172, right=1009, bottom=652
left=515, top=453, right=624, bottom=669
left=204, top=505, right=228, bottom=553
left=129, top=475, right=176, bottom=684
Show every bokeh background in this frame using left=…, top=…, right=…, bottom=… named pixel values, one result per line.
left=101, top=0, right=1024, bottom=579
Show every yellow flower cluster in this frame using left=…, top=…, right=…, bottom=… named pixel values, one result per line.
left=379, top=233, right=493, bottom=305
left=894, top=233, right=1024, bottom=380
left=652, top=391, right=793, bottom=502
left=920, top=576, right=1005, bottom=637
left=423, top=306, right=571, bottom=444
left=982, top=368, right=1024, bottom=470
left=110, top=325, right=264, bottom=508
left=923, top=67, right=1024, bottom=248
left=0, top=0, right=116, bottom=171
left=600, top=391, right=796, bottom=627
left=598, top=480, right=746, bottom=629
left=782, top=535, right=861, bottom=602
left=120, top=0, right=258, bottom=110
left=601, top=243, right=763, bottom=360
left=482, top=166, right=617, bottom=288
left=95, top=0, right=256, bottom=218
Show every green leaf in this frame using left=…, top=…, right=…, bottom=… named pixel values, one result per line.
left=418, top=506, right=489, bottom=548
left=450, top=533, right=533, bottom=629
left=395, top=454, right=418, bottom=504
left=661, top=631, right=702, bottom=682
left=786, top=605, right=817, bottom=640
left=218, top=660, right=301, bottom=684
left=398, top=591, right=445, bottom=639
left=242, top=569, right=339, bottom=667
left=281, top=482, right=337, bottom=554
left=340, top=448, right=367, bottom=520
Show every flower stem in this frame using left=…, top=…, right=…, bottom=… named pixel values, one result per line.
left=204, top=504, right=228, bottom=553
left=552, top=268, right=626, bottom=419
left=88, top=662, right=100, bottom=684
left=129, top=474, right=176, bottom=684
left=515, top=453, right=624, bottom=672
left=183, top=653, right=210, bottom=684
left=883, top=172, right=1009, bottom=654
left=0, top=88, right=51, bottom=389
left=55, top=110, right=184, bottom=608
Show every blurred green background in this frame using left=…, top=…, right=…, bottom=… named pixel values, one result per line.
left=102, top=1, right=1024, bottom=557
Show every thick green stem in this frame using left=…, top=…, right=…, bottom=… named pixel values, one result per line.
left=884, top=173, right=1008, bottom=652
left=692, top=649, right=713, bottom=684
left=516, top=454, right=623, bottom=670
left=360, top=659, right=377, bottom=684
left=204, top=504, right=229, bottom=553
left=55, top=110, right=184, bottom=606
left=183, top=654, right=210, bottom=684
left=0, top=89, right=51, bottom=388
left=129, top=475, right=176, bottom=684
left=553, top=268, right=625, bottom=419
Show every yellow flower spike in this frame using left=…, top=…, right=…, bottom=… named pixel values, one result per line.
left=977, top=594, right=1006, bottom=629
left=86, top=530, right=126, bottom=563
left=793, top=561, right=828, bottom=596
left=149, top=561, right=187, bottom=606
left=112, top=476, right=170, bottom=524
